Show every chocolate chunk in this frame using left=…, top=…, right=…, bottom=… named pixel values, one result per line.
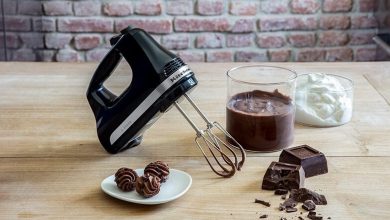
left=279, top=198, right=297, bottom=211
left=281, top=195, right=286, bottom=200
left=298, top=217, right=304, bottom=220
left=254, top=198, right=271, bottom=207
left=259, top=214, right=268, bottom=218
left=275, top=189, right=289, bottom=195
left=285, top=207, right=298, bottom=213
left=262, top=162, right=305, bottom=190
left=280, top=218, right=287, bottom=220
left=279, top=145, right=328, bottom=178
left=308, top=211, right=323, bottom=220
left=302, top=199, right=316, bottom=211
left=290, top=188, right=327, bottom=205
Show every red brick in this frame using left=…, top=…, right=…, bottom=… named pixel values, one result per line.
left=268, top=50, right=291, bottom=62
left=235, top=51, right=268, bottom=62
left=103, top=2, right=133, bottom=16
left=86, top=48, right=110, bottom=62
left=229, top=1, right=258, bottom=15
left=206, top=51, right=233, bottom=62
left=0, top=33, right=19, bottom=49
left=291, top=0, right=320, bottom=14
left=33, top=18, right=56, bottom=32
left=176, top=51, right=205, bottom=62
left=355, top=47, right=376, bottom=61
left=174, top=17, right=229, bottom=32
left=326, top=48, right=353, bottom=61
left=116, top=19, right=172, bottom=34
left=256, top=35, right=286, bottom=48
left=196, top=33, right=224, bottom=48
left=4, top=17, right=31, bottom=31
left=74, top=1, right=101, bottom=16
left=58, top=18, right=113, bottom=32
left=260, top=0, right=288, bottom=14
left=36, top=50, right=56, bottom=62
left=231, top=19, right=255, bottom=33
left=45, top=33, right=72, bottom=49
left=161, top=34, right=190, bottom=50
left=226, top=34, right=252, bottom=47
left=288, top=33, right=316, bottom=47
left=75, top=34, right=102, bottom=50
left=43, top=1, right=73, bottom=16
left=11, top=49, right=36, bottom=61
left=20, top=33, right=44, bottom=49
left=351, top=15, right=378, bottom=29
left=359, top=0, right=378, bottom=12
left=18, top=0, right=43, bottom=15
left=1, top=1, right=17, bottom=15
left=259, top=17, right=317, bottom=31
left=320, top=15, right=351, bottom=30
left=319, top=31, right=349, bottom=46
left=56, top=49, right=82, bottom=62
left=386, top=15, right=390, bottom=27
left=196, top=0, right=224, bottom=15
left=135, top=0, right=162, bottom=15
left=166, top=0, right=193, bottom=15
left=323, top=0, right=352, bottom=12
left=349, top=32, right=375, bottom=45
left=376, top=47, right=390, bottom=61
left=296, top=49, right=325, bottom=61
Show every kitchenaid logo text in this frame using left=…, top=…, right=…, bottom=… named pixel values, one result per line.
left=170, top=67, right=191, bottom=83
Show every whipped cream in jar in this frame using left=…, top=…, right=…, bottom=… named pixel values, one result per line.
left=295, top=73, right=353, bottom=127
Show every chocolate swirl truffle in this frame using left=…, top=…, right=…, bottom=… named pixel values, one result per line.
left=144, top=161, right=170, bottom=182
left=114, top=167, right=138, bottom=192
left=135, top=175, right=161, bottom=198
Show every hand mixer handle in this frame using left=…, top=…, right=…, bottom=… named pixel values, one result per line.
left=86, top=41, right=122, bottom=118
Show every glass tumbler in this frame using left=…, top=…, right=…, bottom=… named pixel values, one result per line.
left=226, top=65, right=297, bottom=152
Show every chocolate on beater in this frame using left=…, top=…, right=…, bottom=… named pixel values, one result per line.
left=136, top=175, right=161, bottom=198
left=144, top=161, right=170, bottom=182
left=115, top=167, right=138, bottom=192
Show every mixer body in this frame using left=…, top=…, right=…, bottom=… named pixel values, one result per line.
left=86, top=26, right=198, bottom=153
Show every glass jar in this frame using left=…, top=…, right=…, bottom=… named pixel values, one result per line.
left=226, top=65, right=297, bottom=152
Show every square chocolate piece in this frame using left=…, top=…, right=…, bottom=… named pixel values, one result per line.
left=262, top=161, right=305, bottom=190
left=279, top=145, right=328, bottom=178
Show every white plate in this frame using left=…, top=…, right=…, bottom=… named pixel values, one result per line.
left=101, top=168, right=192, bottom=205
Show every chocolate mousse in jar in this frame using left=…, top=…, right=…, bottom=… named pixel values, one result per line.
left=226, top=65, right=297, bottom=152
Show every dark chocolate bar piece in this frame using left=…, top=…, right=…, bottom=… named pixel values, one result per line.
left=262, top=162, right=305, bottom=190
left=279, top=145, right=328, bottom=178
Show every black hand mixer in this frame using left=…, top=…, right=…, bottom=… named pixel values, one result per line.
left=86, top=26, right=246, bottom=177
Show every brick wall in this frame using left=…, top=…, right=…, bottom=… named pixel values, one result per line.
left=0, top=0, right=383, bottom=62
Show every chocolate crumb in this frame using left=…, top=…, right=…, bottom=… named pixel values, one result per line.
left=280, top=218, right=287, bottom=220
left=327, top=217, right=331, bottom=219
left=308, top=211, right=323, bottom=220
left=279, top=198, right=297, bottom=211
left=275, top=188, right=289, bottom=195
left=281, top=195, right=286, bottom=200
left=259, top=214, right=268, bottom=219
left=255, top=198, right=271, bottom=207
left=302, top=200, right=316, bottom=211
left=290, top=188, right=327, bottom=205
left=285, top=207, right=298, bottom=213
left=298, top=217, right=304, bottom=220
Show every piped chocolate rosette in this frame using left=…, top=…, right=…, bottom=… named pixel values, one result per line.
left=135, top=175, right=161, bottom=198
left=115, top=167, right=138, bottom=192
left=144, top=161, right=170, bottom=182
